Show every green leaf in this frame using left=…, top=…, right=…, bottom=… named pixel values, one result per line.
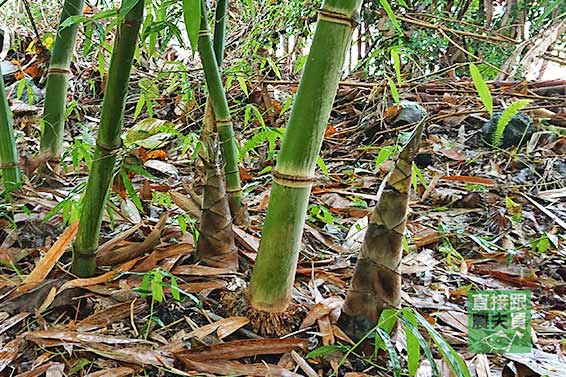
left=379, top=0, right=402, bottom=34
left=411, top=310, right=471, bottom=377
left=375, top=145, right=396, bottom=170
left=120, top=169, right=143, bottom=211
left=317, top=156, right=329, bottom=176
left=492, top=99, right=530, bottom=147
left=182, top=0, right=201, bottom=53
left=399, top=311, right=439, bottom=377
left=469, top=63, right=493, bottom=116
left=139, top=272, right=152, bottom=299
left=119, top=0, right=143, bottom=16
left=60, top=15, right=88, bottom=29
left=391, top=49, right=402, bottom=85
left=376, top=328, right=401, bottom=377
left=305, top=345, right=346, bottom=359
left=388, top=78, right=400, bottom=105
left=374, top=309, right=398, bottom=351
left=169, top=275, right=181, bottom=301
left=151, top=270, right=164, bottom=303
left=403, top=311, right=421, bottom=376
left=237, top=76, right=249, bottom=97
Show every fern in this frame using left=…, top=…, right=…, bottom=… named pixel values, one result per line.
left=469, top=63, right=493, bottom=116
left=492, top=99, right=531, bottom=147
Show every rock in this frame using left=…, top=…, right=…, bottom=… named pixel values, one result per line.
left=481, top=112, right=535, bottom=148
left=390, top=100, right=427, bottom=127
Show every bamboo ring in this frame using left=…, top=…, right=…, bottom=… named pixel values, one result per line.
left=272, top=169, right=317, bottom=187
left=317, top=8, right=358, bottom=27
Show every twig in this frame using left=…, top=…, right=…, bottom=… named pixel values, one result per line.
left=21, top=0, right=42, bottom=44
left=397, top=14, right=517, bottom=44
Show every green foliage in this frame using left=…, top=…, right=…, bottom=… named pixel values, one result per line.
left=310, top=308, right=471, bottom=377
left=530, top=232, right=559, bottom=253
left=469, top=63, right=493, bottom=116
left=492, top=99, right=531, bottom=147
left=182, top=0, right=200, bottom=53
left=308, top=204, right=335, bottom=225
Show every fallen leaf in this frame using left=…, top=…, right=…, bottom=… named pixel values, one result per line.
left=301, top=297, right=343, bottom=328
left=186, top=316, right=250, bottom=340
left=175, top=338, right=308, bottom=361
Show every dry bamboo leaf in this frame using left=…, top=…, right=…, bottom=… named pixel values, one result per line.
left=171, top=265, right=235, bottom=276
left=84, top=343, right=175, bottom=367
left=16, top=221, right=79, bottom=295
left=177, top=358, right=300, bottom=377
left=0, top=337, right=24, bottom=372
left=301, top=297, right=343, bottom=328
left=26, top=330, right=154, bottom=346
left=85, top=367, right=136, bottom=377
left=233, top=225, right=260, bottom=252
left=37, top=286, right=57, bottom=313
left=439, top=175, right=496, bottom=186
left=59, top=258, right=139, bottom=292
left=169, top=191, right=202, bottom=219
left=0, top=312, right=29, bottom=335
left=177, top=281, right=227, bottom=293
left=77, top=300, right=147, bottom=332
left=186, top=316, right=250, bottom=340
left=15, top=362, right=61, bottom=377
left=96, top=213, right=168, bottom=266
left=175, top=338, right=308, bottom=361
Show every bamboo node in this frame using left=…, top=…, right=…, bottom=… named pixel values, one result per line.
left=96, top=140, right=122, bottom=155
left=272, top=169, right=316, bottom=187
left=317, top=8, right=358, bottom=27
left=216, top=119, right=232, bottom=126
left=198, top=30, right=211, bottom=38
left=47, top=67, right=72, bottom=76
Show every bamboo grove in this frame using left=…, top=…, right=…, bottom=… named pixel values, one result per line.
left=0, top=0, right=431, bottom=343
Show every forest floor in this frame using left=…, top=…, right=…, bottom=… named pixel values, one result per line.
left=0, top=44, right=565, bottom=376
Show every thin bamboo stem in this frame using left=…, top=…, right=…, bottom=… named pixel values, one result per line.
left=198, top=2, right=241, bottom=216
left=72, top=0, right=145, bottom=277
left=0, top=64, right=21, bottom=191
left=39, top=0, right=85, bottom=159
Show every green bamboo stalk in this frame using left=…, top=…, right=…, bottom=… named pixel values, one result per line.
left=72, top=0, right=145, bottom=277
left=39, top=0, right=85, bottom=159
left=248, top=0, right=363, bottom=313
left=212, top=0, right=228, bottom=66
left=198, top=2, right=241, bottom=216
left=0, top=64, right=21, bottom=191
left=340, top=121, right=424, bottom=340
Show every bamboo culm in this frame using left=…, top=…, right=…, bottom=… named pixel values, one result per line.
left=248, top=0, right=363, bottom=312
left=39, top=0, right=85, bottom=159
left=71, top=0, right=145, bottom=277
left=197, top=2, right=242, bottom=216
left=0, top=64, right=21, bottom=191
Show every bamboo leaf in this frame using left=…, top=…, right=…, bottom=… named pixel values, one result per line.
left=376, top=328, right=401, bottom=377
left=469, top=63, right=493, bottom=116
left=317, top=156, right=329, bottom=176
left=492, top=99, right=530, bottom=147
left=388, top=78, right=400, bottom=104
left=151, top=270, right=164, bottom=303
left=403, top=311, right=421, bottom=376
left=120, top=169, right=143, bottom=211
left=374, top=309, right=398, bottom=351
left=399, top=312, right=439, bottom=377
left=411, top=310, right=471, bottom=377
left=391, top=49, right=402, bottom=85
left=182, top=0, right=201, bottom=53
left=379, top=0, right=402, bottom=34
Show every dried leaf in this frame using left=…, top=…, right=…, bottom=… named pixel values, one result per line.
left=175, top=338, right=308, bottom=361
left=301, top=297, right=343, bottom=328
left=186, top=316, right=250, bottom=340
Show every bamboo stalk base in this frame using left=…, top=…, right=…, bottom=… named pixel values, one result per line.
left=225, top=290, right=304, bottom=336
